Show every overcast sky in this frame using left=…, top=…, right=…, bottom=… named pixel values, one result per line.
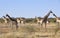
left=0, top=0, right=60, bottom=18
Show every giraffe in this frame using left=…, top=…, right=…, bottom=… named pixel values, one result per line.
left=52, top=13, right=60, bottom=35
left=15, top=18, right=24, bottom=24
left=52, top=13, right=60, bottom=27
left=16, top=18, right=21, bottom=26
left=35, top=16, right=49, bottom=25
left=17, top=18, right=20, bottom=24
left=41, top=10, right=53, bottom=28
left=3, top=16, right=8, bottom=24
left=35, top=17, right=43, bottom=25
left=20, top=18, right=25, bottom=24
left=6, top=14, right=18, bottom=30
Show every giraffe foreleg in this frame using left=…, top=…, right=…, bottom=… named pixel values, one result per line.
left=45, top=23, right=46, bottom=28
left=45, top=22, right=47, bottom=31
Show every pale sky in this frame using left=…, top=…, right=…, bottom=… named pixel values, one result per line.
left=0, top=0, right=60, bottom=18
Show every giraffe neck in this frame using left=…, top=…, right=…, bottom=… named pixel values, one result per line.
left=42, top=12, right=51, bottom=22
left=7, top=15, right=14, bottom=21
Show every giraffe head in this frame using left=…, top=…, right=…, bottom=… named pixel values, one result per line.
left=6, top=14, right=9, bottom=17
left=49, top=10, right=53, bottom=13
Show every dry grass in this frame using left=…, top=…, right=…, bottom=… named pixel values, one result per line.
left=0, top=23, right=60, bottom=38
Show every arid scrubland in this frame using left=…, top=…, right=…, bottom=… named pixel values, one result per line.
left=0, top=23, right=60, bottom=38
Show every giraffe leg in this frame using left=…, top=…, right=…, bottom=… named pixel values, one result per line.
left=11, top=21, right=13, bottom=29
left=41, top=23, right=43, bottom=28
left=16, top=25, right=18, bottom=30
left=45, top=23, right=47, bottom=32
left=58, top=22, right=59, bottom=29
left=45, top=23, right=46, bottom=29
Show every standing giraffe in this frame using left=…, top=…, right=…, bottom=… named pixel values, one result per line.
left=17, top=18, right=20, bottom=24
left=35, top=17, right=49, bottom=25
left=20, top=18, right=25, bottom=24
left=35, top=17, right=43, bottom=25
left=41, top=11, right=53, bottom=28
left=16, top=18, right=20, bottom=26
left=16, top=18, right=24, bottom=24
left=3, top=16, right=8, bottom=24
left=6, top=14, right=18, bottom=30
